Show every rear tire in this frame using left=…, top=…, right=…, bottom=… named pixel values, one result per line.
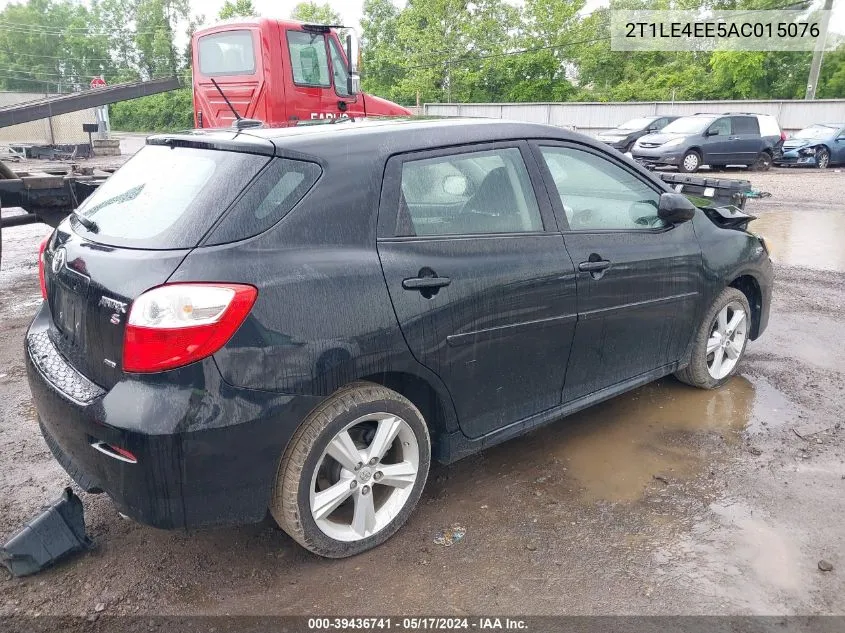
left=675, top=288, right=751, bottom=390
left=751, top=151, right=772, bottom=172
left=679, top=150, right=701, bottom=173
left=270, top=381, right=431, bottom=558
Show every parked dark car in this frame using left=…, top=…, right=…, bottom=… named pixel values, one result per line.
left=596, top=115, right=678, bottom=153
left=632, top=113, right=784, bottom=173
left=775, top=123, right=845, bottom=169
left=27, top=119, right=772, bottom=557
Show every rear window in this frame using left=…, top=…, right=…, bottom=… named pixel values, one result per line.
left=72, top=145, right=269, bottom=249
left=205, top=158, right=322, bottom=245
left=198, top=30, right=256, bottom=76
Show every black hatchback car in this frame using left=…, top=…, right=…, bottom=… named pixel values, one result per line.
left=27, top=119, right=772, bottom=557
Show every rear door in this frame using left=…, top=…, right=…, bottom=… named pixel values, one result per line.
left=43, top=144, right=271, bottom=388
left=194, top=29, right=265, bottom=127
left=377, top=143, right=577, bottom=439
left=730, top=115, right=762, bottom=164
left=532, top=142, right=703, bottom=403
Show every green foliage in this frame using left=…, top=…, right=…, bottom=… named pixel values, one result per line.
left=290, top=2, right=341, bottom=25
left=110, top=87, right=193, bottom=131
left=218, top=0, right=257, bottom=21
left=0, top=0, right=843, bottom=133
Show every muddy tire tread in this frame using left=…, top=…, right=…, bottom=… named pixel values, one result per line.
left=675, top=287, right=750, bottom=390
left=270, top=381, right=428, bottom=558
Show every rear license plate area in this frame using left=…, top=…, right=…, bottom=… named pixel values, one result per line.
left=50, top=271, right=90, bottom=346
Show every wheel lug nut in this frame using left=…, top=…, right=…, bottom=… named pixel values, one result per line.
left=350, top=480, right=357, bottom=490
left=374, top=472, right=383, bottom=481
left=362, top=485, right=370, bottom=496
left=368, top=457, right=378, bottom=466
left=354, top=462, right=363, bottom=471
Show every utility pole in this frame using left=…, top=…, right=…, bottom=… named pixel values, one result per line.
left=805, top=0, right=833, bottom=100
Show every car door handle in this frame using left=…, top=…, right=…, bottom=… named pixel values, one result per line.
left=402, top=276, right=451, bottom=290
left=578, top=260, right=611, bottom=272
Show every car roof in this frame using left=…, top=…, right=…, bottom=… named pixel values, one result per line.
left=148, top=118, right=585, bottom=160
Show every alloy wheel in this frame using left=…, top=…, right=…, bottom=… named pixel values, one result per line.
left=309, top=412, right=420, bottom=542
left=816, top=148, right=830, bottom=169
left=706, top=301, right=748, bottom=380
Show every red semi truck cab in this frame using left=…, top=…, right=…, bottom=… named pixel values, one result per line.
left=192, top=18, right=412, bottom=127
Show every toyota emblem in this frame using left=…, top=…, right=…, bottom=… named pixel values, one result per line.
left=51, top=248, right=66, bottom=274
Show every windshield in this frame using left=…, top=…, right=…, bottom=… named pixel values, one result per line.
left=793, top=124, right=837, bottom=139
left=74, top=145, right=269, bottom=249
left=616, top=117, right=656, bottom=131
left=662, top=116, right=715, bottom=134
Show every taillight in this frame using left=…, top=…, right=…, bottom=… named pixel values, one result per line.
left=780, top=131, right=787, bottom=142
left=38, top=235, right=49, bottom=299
left=122, top=283, right=257, bottom=373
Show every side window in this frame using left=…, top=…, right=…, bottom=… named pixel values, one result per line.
left=206, top=158, right=321, bottom=245
left=399, top=148, right=543, bottom=237
left=539, top=146, right=664, bottom=231
left=731, top=116, right=760, bottom=135
left=328, top=37, right=350, bottom=98
left=288, top=31, right=330, bottom=87
left=707, top=118, right=732, bottom=136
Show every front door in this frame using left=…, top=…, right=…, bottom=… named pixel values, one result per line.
left=377, top=143, right=578, bottom=439
left=532, top=142, right=704, bottom=402
left=284, top=29, right=362, bottom=123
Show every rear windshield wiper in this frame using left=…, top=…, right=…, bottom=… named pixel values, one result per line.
left=71, top=211, right=99, bottom=233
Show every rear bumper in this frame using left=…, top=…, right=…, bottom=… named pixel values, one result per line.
left=25, top=303, right=323, bottom=529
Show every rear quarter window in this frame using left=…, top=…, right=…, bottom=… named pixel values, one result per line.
left=205, top=158, right=322, bottom=245
left=72, top=145, right=269, bottom=249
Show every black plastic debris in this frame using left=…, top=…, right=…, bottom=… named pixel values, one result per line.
left=1, top=487, right=93, bottom=577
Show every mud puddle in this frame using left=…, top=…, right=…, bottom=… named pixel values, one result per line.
left=452, top=376, right=800, bottom=506
left=752, top=209, right=845, bottom=272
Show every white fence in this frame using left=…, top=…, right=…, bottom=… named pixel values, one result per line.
left=422, top=100, right=845, bottom=137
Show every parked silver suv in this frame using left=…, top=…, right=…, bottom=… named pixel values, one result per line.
left=631, top=113, right=784, bottom=173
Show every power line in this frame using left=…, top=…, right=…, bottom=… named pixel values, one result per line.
left=1, top=50, right=117, bottom=63
left=0, top=21, right=174, bottom=37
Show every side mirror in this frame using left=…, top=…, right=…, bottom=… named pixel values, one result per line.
left=346, top=32, right=362, bottom=95
left=658, top=192, right=696, bottom=224
left=705, top=128, right=718, bottom=137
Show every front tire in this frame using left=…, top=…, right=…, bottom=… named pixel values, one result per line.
left=816, top=147, right=830, bottom=169
left=675, top=288, right=751, bottom=390
left=270, top=382, right=431, bottom=558
left=679, top=150, right=701, bottom=173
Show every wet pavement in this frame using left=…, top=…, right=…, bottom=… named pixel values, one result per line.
left=0, top=167, right=843, bottom=617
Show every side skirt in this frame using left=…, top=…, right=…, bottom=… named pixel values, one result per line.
left=437, top=361, right=684, bottom=464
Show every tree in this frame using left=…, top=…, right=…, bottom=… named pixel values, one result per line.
left=290, top=2, right=341, bottom=24
left=218, top=0, right=257, bottom=20
left=360, top=0, right=408, bottom=103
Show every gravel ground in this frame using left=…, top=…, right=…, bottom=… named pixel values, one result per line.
left=0, top=164, right=843, bottom=620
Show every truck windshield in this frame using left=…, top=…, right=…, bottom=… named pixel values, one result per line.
left=73, top=145, right=269, bottom=249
